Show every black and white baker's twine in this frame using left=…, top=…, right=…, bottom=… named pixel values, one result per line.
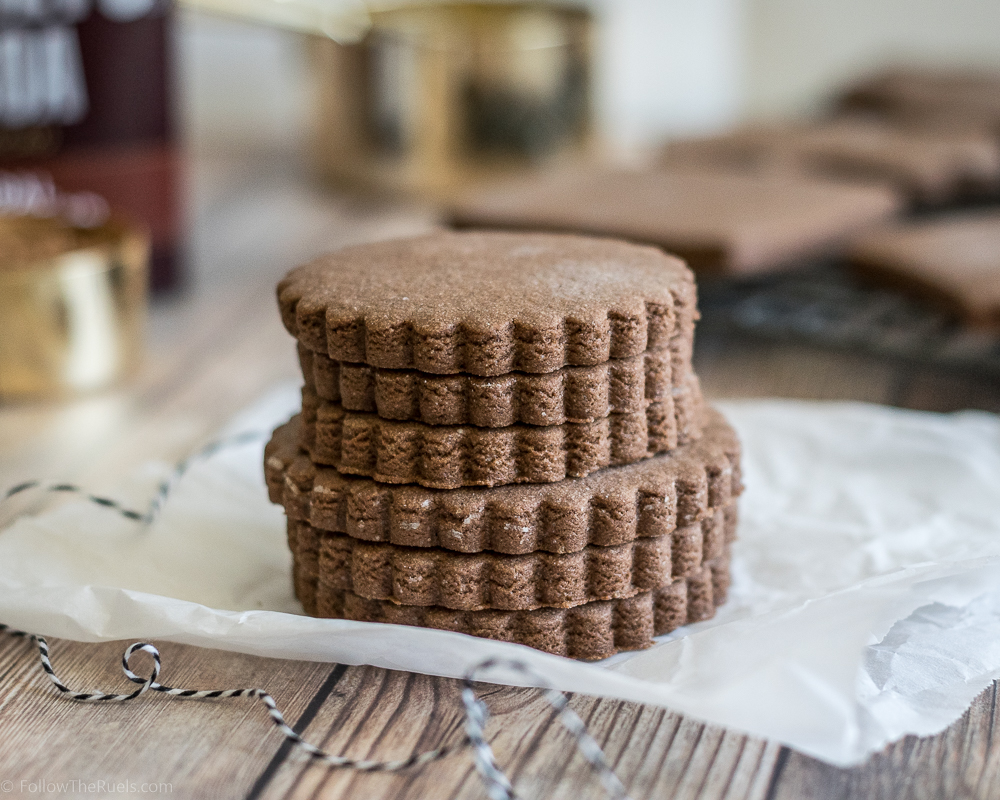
left=0, top=628, right=629, bottom=800
left=1, top=430, right=265, bottom=526
left=0, top=433, right=631, bottom=799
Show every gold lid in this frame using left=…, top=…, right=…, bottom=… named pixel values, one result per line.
left=179, top=0, right=591, bottom=42
left=0, top=215, right=149, bottom=400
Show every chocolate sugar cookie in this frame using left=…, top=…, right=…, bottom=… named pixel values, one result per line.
left=289, top=502, right=734, bottom=612
left=298, top=344, right=685, bottom=427
left=661, top=118, right=1000, bottom=206
left=297, top=379, right=704, bottom=489
left=323, top=556, right=731, bottom=660
left=287, top=517, right=730, bottom=660
left=449, top=168, right=901, bottom=275
left=272, top=226, right=739, bottom=661
left=848, top=209, right=1000, bottom=328
left=278, top=231, right=696, bottom=376
left=838, top=67, right=1000, bottom=131
left=265, top=408, right=740, bottom=555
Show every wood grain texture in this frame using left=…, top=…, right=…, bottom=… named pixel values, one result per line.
left=1, top=632, right=997, bottom=800
left=0, top=633, right=336, bottom=797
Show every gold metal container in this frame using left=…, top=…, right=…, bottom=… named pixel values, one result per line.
left=0, top=217, right=148, bottom=400
left=310, top=2, right=594, bottom=199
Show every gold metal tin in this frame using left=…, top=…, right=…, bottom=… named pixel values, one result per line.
left=310, top=2, right=594, bottom=199
left=0, top=218, right=148, bottom=400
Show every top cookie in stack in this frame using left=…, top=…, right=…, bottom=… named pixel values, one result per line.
left=267, top=230, right=743, bottom=659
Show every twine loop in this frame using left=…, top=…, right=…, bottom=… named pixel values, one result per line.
left=1, top=430, right=633, bottom=799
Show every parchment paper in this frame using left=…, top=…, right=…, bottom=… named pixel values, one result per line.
left=2, top=384, right=999, bottom=767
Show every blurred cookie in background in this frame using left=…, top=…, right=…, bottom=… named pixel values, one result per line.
left=449, top=166, right=902, bottom=275
left=660, top=116, right=1000, bottom=208
left=849, top=209, right=1000, bottom=329
left=837, top=67, right=1000, bottom=135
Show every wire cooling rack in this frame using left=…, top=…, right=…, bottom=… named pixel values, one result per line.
left=697, top=263, right=1000, bottom=382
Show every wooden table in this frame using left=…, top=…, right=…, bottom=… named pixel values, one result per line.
left=2, top=154, right=999, bottom=800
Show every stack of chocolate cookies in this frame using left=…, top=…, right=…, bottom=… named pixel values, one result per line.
left=265, top=231, right=743, bottom=660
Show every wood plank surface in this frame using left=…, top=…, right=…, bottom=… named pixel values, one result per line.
left=1, top=152, right=999, bottom=799
left=0, top=633, right=336, bottom=796
left=1, top=629, right=997, bottom=799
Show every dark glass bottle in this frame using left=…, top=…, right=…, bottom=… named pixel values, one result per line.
left=0, top=1, right=179, bottom=293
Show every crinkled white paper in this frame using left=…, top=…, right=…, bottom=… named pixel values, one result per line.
left=2, top=385, right=1000, bottom=766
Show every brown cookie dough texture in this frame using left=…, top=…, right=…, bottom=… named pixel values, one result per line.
left=271, top=228, right=738, bottom=659
left=265, top=408, right=741, bottom=555
left=298, top=344, right=688, bottom=427
left=289, top=527, right=730, bottom=661
left=342, top=558, right=727, bottom=660
left=848, top=210, right=1000, bottom=328
left=278, top=230, right=696, bottom=376
left=288, top=502, right=734, bottom=613
left=838, top=67, right=1000, bottom=132
left=448, top=168, right=901, bottom=275
left=661, top=118, right=1000, bottom=207
left=297, top=376, right=704, bottom=489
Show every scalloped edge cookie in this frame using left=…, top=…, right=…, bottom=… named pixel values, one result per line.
left=287, top=502, right=734, bottom=612
left=290, top=549, right=731, bottom=660
left=298, top=381, right=704, bottom=489
left=265, top=408, right=741, bottom=555
left=299, top=344, right=691, bottom=427
left=278, top=230, right=697, bottom=376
